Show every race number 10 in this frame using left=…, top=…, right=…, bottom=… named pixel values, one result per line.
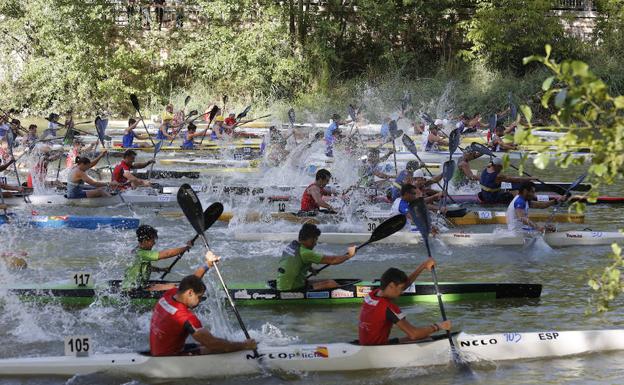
left=64, top=336, right=91, bottom=357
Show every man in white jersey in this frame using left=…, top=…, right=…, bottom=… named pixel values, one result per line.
left=506, top=182, right=564, bottom=233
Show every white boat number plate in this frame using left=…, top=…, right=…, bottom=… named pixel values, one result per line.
left=365, top=221, right=380, bottom=232
left=477, top=211, right=492, bottom=219
left=501, top=182, right=512, bottom=190
left=273, top=200, right=287, bottom=212
left=72, top=272, right=93, bottom=287
left=536, top=194, right=549, bottom=202
left=158, top=195, right=171, bottom=202
left=243, top=147, right=251, bottom=153
left=64, top=336, right=91, bottom=357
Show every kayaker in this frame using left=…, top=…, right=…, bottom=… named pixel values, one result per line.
left=479, top=158, right=536, bottom=204
left=506, top=182, right=563, bottom=233
left=380, top=117, right=391, bottom=139
left=25, top=124, right=38, bottom=145
left=181, top=123, right=208, bottom=150
left=0, top=114, right=9, bottom=141
left=27, top=145, right=62, bottom=189
left=66, top=139, right=97, bottom=169
left=391, top=184, right=445, bottom=223
left=390, top=160, right=422, bottom=200
left=122, top=118, right=150, bottom=148
left=358, top=261, right=451, bottom=345
left=210, top=116, right=226, bottom=140
left=122, top=224, right=196, bottom=291
left=276, top=223, right=356, bottom=291
left=423, top=124, right=448, bottom=152
left=157, top=104, right=175, bottom=141
left=300, top=168, right=336, bottom=213
left=112, top=150, right=154, bottom=189
left=150, top=273, right=257, bottom=356
left=324, top=113, right=348, bottom=157
left=490, top=125, right=517, bottom=152
left=224, top=112, right=236, bottom=127
left=451, top=147, right=482, bottom=189
left=66, top=156, right=119, bottom=199
left=42, top=113, right=60, bottom=139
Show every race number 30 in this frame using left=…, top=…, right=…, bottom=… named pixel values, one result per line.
left=64, top=336, right=91, bottom=357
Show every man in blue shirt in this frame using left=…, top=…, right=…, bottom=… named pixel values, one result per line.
left=324, top=113, right=346, bottom=157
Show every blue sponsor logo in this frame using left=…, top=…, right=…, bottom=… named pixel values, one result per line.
left=306, top=291, right=330, bottom=299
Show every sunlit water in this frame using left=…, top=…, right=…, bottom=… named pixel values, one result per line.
left=1, top=141, right=623, bottom=384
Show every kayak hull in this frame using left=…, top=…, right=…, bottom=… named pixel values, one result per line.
left=5, top=193, right=177, bottom=208
left=0, top=215, right=139, bottom=230
left=234, top=230, right=624, bottom=247
left=5, top=279, right=541, bottom=307
left=0, top=330, right=622, bottom=378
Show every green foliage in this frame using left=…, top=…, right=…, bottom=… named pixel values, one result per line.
left=588, top=244, right=624, bottom=312
left=464, top=0, right=583, bottom=74
left=517, top=46, right=624, bottom=310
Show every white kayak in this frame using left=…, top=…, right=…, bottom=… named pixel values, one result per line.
left=4, top=192, right=177, bottom=208
left=234, top=230, right=624, bottom=247
left=0, top=330, right=621, bottom=378
left=159, top=158, right=258, bottom=167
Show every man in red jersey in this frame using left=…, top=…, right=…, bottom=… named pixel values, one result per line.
left=150, top=252, right=257, bottom=356
left=358, top=260, right=452, bottom=345
left=300, top=168, right=336, bottom=213
left=112, top=150, right=154, bottom=189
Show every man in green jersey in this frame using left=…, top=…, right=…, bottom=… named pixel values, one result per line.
left=277, top=223, right=356, bottom=291
left=122, top=225, right=216, bottom=291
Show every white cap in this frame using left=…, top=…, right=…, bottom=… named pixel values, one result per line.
left=434, top=119, right=443, bottom=125
left=492, top=157, right=503, bottom=166
left=413, top=169, right=425, bottom=178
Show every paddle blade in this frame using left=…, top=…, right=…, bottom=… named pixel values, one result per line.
left=177, top=184, right=206, bottom=234
left=392, top=129, right=404, bottom=140
left=154, top=140, right=163, bottom=154
left=203, top=202, right=224, bottom=229
left=208, top=105, right=219, bottom=122
left=408, top=198, right=432, bottom=241
left=184, top=95, right=191, bottom=106
left=6, top=130, right=15, bottom=148
left=189, top=110, right=198, bottom=117
left=510, top=104, right=518, bottom=121
left=348, top=104, right=356, bottom=121
left=237, top=105, right=252, bottom=120
left=130, top=94, right=140, bottom=112
left=448, top=129, right=461, bottom=156
left=567, top=173, right=587, bottom=195
left=222, top=95, right=228, bottom=105
left=389, top=120, right=398, bottom=136
left=288, top=108, right=296, bottom=126
left=95, top=117, right=105, bottom=141
left=442, top=160, right=456, bottom=183
left=488, top=114, right=497, bottom=132
left=469, top=142, right=495, bottom=157
left=364, top=215, right=406, bottom=246
left=420, top=113, right=434, bottom=125
left=402, top=134, right=418, bottom=156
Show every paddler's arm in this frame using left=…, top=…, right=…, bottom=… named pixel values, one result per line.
left=0, top=158, right=15, bottom=172
left=158, top=241, right=193, bottom=259
left=88, top=150, right=107, bottom=168
left=459, top=160, right=479, bottom=181
left=319, top=246, right=356, bottom=265
left=131, top=159, right=156, bottom=169
left=80, top=172, right=113, bottom=188
left=192, top=251, right=220, bottom=279
left=396, top=319, right=452, bottom=343
left=191, top=328, right=257, bottom=354
left=406, top=257, right=435, bottom=286
left=159, top=124, right=174, bottom=140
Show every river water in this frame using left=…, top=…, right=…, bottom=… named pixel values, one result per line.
left=0, top=145, right=623, bottom=385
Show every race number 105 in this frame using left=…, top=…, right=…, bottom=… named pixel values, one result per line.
left=64, top=336, right=91, bottom=357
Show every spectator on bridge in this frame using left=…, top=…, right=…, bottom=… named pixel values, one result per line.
left=154, top=0, right=165, bottom=31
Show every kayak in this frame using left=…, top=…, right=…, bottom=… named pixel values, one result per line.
left=94, top=168, right=200, bottom=179
left=0, top=214, right=139, bottom=230
left=447, top=194, right=624, bottom=205
left=4, top=192, right=177, bottom=208
left=234, top=230, right=624, bottom=247
left=159, top=158, right=261, bottom=167
left=5, top=279, right=541, bottom=307
left=362, top=210, right=585, bottom=226
left=0, top=329, right=621, bottom=378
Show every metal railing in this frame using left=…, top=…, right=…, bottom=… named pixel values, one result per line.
left=555, top=0, right=596, bottom=11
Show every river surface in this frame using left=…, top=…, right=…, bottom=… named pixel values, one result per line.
left=0, top=147, right=623, bottom=385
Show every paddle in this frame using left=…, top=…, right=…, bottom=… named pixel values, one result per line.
left=148, top=140, right=164, bottom=180
left=420, top=113, right=434, bottom=126
left=130, top=94, right=156, bottom=147
left=287, top=108, right=297, bottom=145
left=544, top=173, right=587, bottom=229
left=401, top=134, right=460, bottom=205
left=5, top=131, right=26, bottom=203
left=160, top=202, right=224, bottom=279
left=307, top=214, right=407, bottom=278
left=388, top=120, right=400, bottom=176
left=232, top=114, right=272, bottom=131
left=469, top=142, right=569, bottom=195
left=236, top=105, right=252, bottom=121
left=198, top=105, right=220, bottom=146
left=166, top=96, right=194, bottom=145
left=222, top=95, right=228, bottom=115
left=438, top=159, right=456, bottom=212
left=408, top=197, right=471, bottom=372
left=176, top=185, right=256, bottom=355
left=448, top=129, right=461, bottom=159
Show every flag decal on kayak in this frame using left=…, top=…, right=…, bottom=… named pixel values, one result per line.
left=315, top=346, right=329, bottom=358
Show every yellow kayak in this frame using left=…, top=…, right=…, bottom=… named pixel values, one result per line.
left=449, top=211, right=584, bottom=225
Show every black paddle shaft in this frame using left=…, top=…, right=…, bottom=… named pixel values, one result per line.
left=130, top=94, right=156, bottom=146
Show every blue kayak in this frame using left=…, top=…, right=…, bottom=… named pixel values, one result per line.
left=0, top=215, right=139, bottom=230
